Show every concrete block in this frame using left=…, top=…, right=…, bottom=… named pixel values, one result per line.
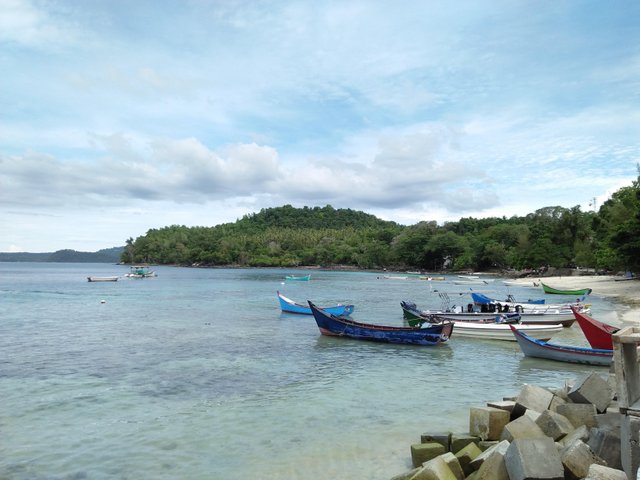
left=469, top=439, right=509, bottom=471
left=449, top=433, right=479, bottom=453
left=477, top=440, right=499, bottom=451
left=420, top=432, right=450, bottom=450
left=512, top=384, right=555, bottom=418
left=390, top=467, right=421, bottom=480
left=500, top=414, right=547, bottom=442
left=584, top=463, right=629, bottom=480
left=504, top=437, right=564, bottom=480
left=440, top=452, right=464, bottom=480
left=411, top=455, right=458, bottom=480
left=621, top=414, right=640, bottom=480
left=561, top=424, right=590, bottom=447
left=556, top=403, right=598, bottom=428
left=474, top=441, right=509, bottom=480
left=535, top=409, right=574, bottom=441
left=454, top=442, right=482, bottom=476
left=549, top=394, right=568, bottom=412
left=612, top=326, right=640, bottom=411
left=410, top=442, right=445, bottom=468
left=588, top=427, right=622, bottom=470
left=595, top=411, right=622, bottom=432
left=561, top=439, right=606, bottom=480
left=469, top=406, right=510, bottom=441
left=523, top=408, right=542, bottom=423
left=568, top=372, right=614, bottom=413
left=486, top=400, right=516, bottom=415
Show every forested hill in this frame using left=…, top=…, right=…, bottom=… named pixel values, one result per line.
left=0, top=247, right=124, bottom=263
left=124, top=181, right=640, bottom=273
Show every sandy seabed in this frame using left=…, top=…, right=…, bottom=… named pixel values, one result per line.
left=511, top=275, right=640, bottom=324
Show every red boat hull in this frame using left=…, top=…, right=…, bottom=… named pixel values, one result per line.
left=571, top=306, right=619, bottom=350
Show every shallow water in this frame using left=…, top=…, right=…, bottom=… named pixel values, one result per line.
left=0, top=264, right=626, bottom=479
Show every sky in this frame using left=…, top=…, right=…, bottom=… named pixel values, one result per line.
left=2, top=0, right=639, bottom=252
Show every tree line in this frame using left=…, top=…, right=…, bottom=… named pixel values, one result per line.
left=122, top=178, right=640, bottom=273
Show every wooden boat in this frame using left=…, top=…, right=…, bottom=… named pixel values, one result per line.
left=87, top=276, right=119, bottom=282
left=277, top=291, right=354, bottom=316
left=541, top=282, right=592, bottom=296
left=470, top=292, right=587, bottom=321
left=570, top=306, right=619, bottom=350
left=400, top=300, right=575, bottom=328
left=125, top=265, right=157, bottom=278
left=510, top=325, right=612, bottom=366
left=308, top=302, right=453, bottom=346
left=447, top=320, right=563, bottom=341
left=285, top=274, right=311, bottom=281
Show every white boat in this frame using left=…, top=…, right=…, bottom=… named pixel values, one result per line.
left=124, top=265, right=157, bottom=278
left=445, top=320, right=563, bottom=341
left=419, top=309, right=575, bottom=327
left=87, top=276, right=119, bottom=282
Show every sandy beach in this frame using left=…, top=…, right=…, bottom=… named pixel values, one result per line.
left=511, top=275, right=640, bottom=324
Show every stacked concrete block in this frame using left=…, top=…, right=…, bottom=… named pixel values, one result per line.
left=454, top=442, right=482, bottom=476
left=560, top=439, right=606, bottom=480
left=450, top=434, right=480, bottom=454
left=556, top=403, right=598, bottom=428
left=421, top=432, right=451, bottom=451
left=511, top=384, right=554, bottom=418
left=504, top=437, right=564, bottom=480
left=535, top=409, right=574, bottom=441
left=584, top=464, right=629, bottom=480
left=411, top=442, right=446, bottom=468
left=468, top=406, right=510, bottom=441
left=568, top=371, right=614, bottom=413
left=499, top=414, right=547, bottom=441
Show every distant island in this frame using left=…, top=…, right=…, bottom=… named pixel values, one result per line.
left=0, top=247, right=124, bottom=263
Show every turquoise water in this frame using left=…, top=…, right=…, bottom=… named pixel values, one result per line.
left=0, top=264, right=627, bottom=479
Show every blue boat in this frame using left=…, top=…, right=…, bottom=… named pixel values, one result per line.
left=277, top=291, right=354, bottom=316
left=308, top=302, right=453, bottom=346
left=510, top=325, right=612, bottom=366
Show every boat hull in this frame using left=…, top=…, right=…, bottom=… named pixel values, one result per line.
left=277, top=291, right=354, bottom=316
left=541, top=282, right=592, bottom=296
left=511, top=325, right=612, bottom=366
left=309, top=302, right=453, bottom=346
left=450, top=321, right=563, bottom=341
left=571, top=306, right=618, bottom=350
left=285, top=275, right=310, bottom=281
left=87, top=276, right=119, bottom=282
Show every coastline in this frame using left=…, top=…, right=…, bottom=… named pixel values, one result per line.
left=511, top=275, right=640, bottom=323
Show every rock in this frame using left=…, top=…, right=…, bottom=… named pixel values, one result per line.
left=450, top=433, right=479, bottom=453
left=561, top=439, right=606, bottom=480
left=469, top=406, right=510, bottom=441
left=420, top=432, right=451, bottom=451
left=500, top=414, right=547, bottom=442
left=411, top=442, right=446, bottom=468
left=556, top=403, right=598, bottom=428
left=568, top=372, right=613, bottom=413
left=588, top=426, right=622, bottom=470
left=584, top=463, right=629, bottom=480
left=535, top=409, right=574, bottom=441
left=512, top=384, right=555, bottom=418
left=454, top=442, right=482, bottom=476
left=504, top=437, right=564, bottom=480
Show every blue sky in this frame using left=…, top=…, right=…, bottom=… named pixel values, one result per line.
left=2, top=0, right=639, bottom=252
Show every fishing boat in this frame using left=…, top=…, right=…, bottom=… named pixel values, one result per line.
left=285, top=274, right=311, bottom=281
left=446, top=319, right=563, bottom=341
left=400, top=300, right=575, bottom=328
left=87, top=276, right=119, bottom=282
left=541, top=282, right=592, bottom=296
left=470, top=292, right=588, bottom=320
left=308, top=302, right=453, bottom=346
left=570, top=306, right=619, bottom=350
left=510, top=325, right=612, bottom=366
left=277, top=291, right=354, bottom=316
left=124, top=265, right=157, bottom=278
left=471, top=292, right=546, bottom=306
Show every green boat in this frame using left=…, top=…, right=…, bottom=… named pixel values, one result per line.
left=541, top=282, right=592, bottom=296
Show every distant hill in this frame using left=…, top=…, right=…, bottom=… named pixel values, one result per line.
left=0, top=246, right=124, bottom=263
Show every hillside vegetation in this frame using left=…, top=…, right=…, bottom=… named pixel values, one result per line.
left=123, top=179, right=640, bottom=273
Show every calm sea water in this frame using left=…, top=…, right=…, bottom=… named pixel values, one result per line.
left=0, top=263, right=628, bottom=479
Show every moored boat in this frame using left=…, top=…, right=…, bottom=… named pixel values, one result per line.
left=125, top=265, right=157, bottom=278
left=448, top=320, right=563, bottom=341
left=541, top=282, right=592, bottom=296
left=401, top=300, right=575, bottom=328
left=277, top=291, right=354, bottom=316
left=308, top=302, right=453, bottom=346
left=285, top=274, right=311, bottom=281
left=87, top=276, right=119, bottom=282
left=510, top=325, right=612, bottom=366
left=570, top=306, right=619, bottom=350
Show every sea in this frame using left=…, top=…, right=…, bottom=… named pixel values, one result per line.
left=0, top=263, right=629, bottom=480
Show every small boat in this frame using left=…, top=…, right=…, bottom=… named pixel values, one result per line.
left=87, top=276, right=119, bottom=282
left=472, top=292, right=546, bottom=306
left=510, top=325, right=612, bottom=366
left=400, top=300, right=575, bottom=328
left=308, top=302, right=453, bottom=346
left=541, top=282, right=592, bottom=296
left=277, top=291, right=354, bottom=316
left=125, top=265, right=157, bottom=278
left=285, top=274, right=311, bottom=281
left=382, top=275, right=408, bottom=280
left=447, top=320, right=563, bottom=342
left=570, top=306, right=619, bottom=350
